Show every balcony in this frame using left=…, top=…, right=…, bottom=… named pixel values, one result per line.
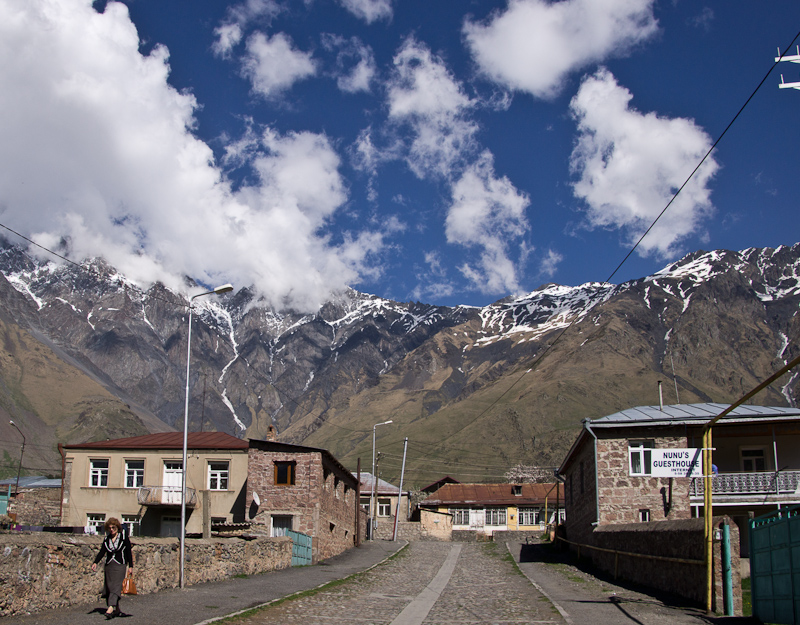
left=691, top=471, right=800, bottom=498
left=137, top=485, right=197, bottom=507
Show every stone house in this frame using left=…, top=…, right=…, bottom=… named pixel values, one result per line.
left=557, top=403, right=800, bottom=552
left=246, top=439, right=365, bottom=562
left=418, top=482, right=563, bottom=539
left=60, top=432, right=249, bottom=537
left=0, top=476, right=62, bottom=526
left=357, top=472, right=410, bottom=539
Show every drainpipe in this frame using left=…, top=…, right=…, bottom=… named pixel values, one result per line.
left=722, top=522, right=733, bottom=616
left=582, top=419, right=600, bottom=526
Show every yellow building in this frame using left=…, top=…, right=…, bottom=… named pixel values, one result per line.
left=61, top=432, right=248, bottom=537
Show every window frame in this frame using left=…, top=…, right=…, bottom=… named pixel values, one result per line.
left=208, top=461, right=230, bottom=491
left=125, top=459, right=145, bottom=489
left=377, top=498, right=391, bottom=517
left=87, top=513, right=106, bottom=533
left=274, top=461, right=296, bottom=486
left=90, top=459, right=109, bottom=488
left=740, top=447, right=767, bottom=472
left=518, top=507, right=538, bottom=526
left=629, top=440, right=655, bottom=476
left=450, top=508, right=470, bottom=526
left=121, top=514, right=141, bottom=537
left=485, top=508, right=507, bottom=526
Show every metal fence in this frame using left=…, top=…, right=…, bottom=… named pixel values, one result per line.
left=287, top=530, right=312, bottom=566
left=750, top=504, right=800, bottom=624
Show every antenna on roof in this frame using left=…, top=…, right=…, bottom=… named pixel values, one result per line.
left=776, top=45, right=800, bottom=90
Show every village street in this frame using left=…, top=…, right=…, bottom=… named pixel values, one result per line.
left=230, top=541, right=727, bottom=625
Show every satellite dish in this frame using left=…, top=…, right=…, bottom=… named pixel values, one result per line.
left=253, top=492, right=261, bottom=506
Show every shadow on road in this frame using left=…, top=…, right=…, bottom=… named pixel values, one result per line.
left=517, top=541, right=759, bottom=624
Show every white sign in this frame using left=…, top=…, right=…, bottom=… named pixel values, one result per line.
left=650, top=448, right=703, bottom=478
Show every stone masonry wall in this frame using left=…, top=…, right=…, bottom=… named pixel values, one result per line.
left=562, top=432, right=598, bottom=545
left=590, top=516, right=742, bottom=615
left=6, top=488, right=62, bottom=526
left=597, top=432, right=692, bottom=526
left=0, top=532, right=292, bottom=617
left=247, top=448, right=360, bottom=562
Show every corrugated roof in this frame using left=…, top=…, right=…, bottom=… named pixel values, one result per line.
left=356, top=472, right=408, bottom=495
left=63, top=432, right=249, bottom=451
left=421, top=482, right=557, bottom=507
left=0, top=476, right=61, bottom=489
left=593, top=403, right=800, bottom=427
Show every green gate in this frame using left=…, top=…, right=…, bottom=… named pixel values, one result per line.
left=750, top=504, right=800, bottom=625
left=0, top=485, right=9, bottom=516
left=287, top=530, right=312, bottom=566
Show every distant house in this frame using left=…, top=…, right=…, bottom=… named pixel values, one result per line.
left=356, top=472, right=410, bottom=539
left=557, top=403, right=800, bottom=554
left=61, top=432, right=249, bottom=537
left=420, top=476, right=461, bottom=495
left=419, top=482, right=563, bottom=538
left=247, top=440, right=365, bottom=562
left=0, top=476, right=62, bottom=526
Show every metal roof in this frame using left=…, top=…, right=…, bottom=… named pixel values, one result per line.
left=63, top=432, right=249, bottom=451
left=0, top=476, right=61, bottom=489
left=356, top=472, right=407, bottom=495
left=592, top=403, right=800, bottom=427
left=421, top=482, right=557, bottom=507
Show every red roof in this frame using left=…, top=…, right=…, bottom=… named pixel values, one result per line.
left=63, top=432, right=249, bottom=451
left=421, top=483, right=559, bottom=507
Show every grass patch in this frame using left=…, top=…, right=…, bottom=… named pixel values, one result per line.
left=742, top=577, right=751, bottom=617
left=233, top=574, right=248, bottom=579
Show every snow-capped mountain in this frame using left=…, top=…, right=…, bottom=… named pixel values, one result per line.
left=0, top=240, right=798, bottom=481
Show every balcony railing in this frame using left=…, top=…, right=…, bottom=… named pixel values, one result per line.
left=691, top=471, right=800, bottom=497
left=137, top=485, right=197, bottom=507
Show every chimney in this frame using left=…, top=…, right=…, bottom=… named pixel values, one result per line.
left=265, top=425, right=278, bottom=442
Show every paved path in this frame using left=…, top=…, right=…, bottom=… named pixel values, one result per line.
left=233, top=541, right=564, bottom=625
left=3, top=540, right=403, bottom=625
left=509, top=541, right=751, bottom=625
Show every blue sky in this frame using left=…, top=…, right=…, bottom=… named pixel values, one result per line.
left=1, top=0, right=798, bottom=310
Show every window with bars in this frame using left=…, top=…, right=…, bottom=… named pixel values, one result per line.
left=125, top=460, right=144, bottom=488
left=518, top=507, right=538, bottom=526
left=485, top=508, right=507, bottom=526
left=90, top=459, right=109, bottom=487
left=208, top=462, right=229, bottom=490
left=450, top=508, right=470, bottom=526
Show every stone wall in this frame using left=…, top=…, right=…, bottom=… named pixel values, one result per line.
left=0, top=532, right=292, bottom=617
left=589, top=516, right=741, bottom=615
left=6, top=488, right=62, bottom=526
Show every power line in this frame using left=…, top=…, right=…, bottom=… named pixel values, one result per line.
left=429, top=30, right=800, bottom=449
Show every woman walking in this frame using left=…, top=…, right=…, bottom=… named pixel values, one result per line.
left=91, top=517, right=134, bottom=619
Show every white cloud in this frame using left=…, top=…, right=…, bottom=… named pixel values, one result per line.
left=446, top=152, right=530, bottom=294
left=338, top=0, right=393, bottom=24
left=569, top=69, right=718, bottom=258
left=387, top=38, right=478, bottom=179
left=212, top=0, right=283, bottom=57
left=538, top=249, right=563, bottom=278
left=0, top=0, right=383, bottom=312
left=241, top=31, right=317, bottom=98
left=464, top=0, right=658, bottom=99
left=323, top=34, right=377, bottom=94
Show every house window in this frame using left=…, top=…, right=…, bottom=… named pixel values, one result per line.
left=377, top=498, right=391, bottom=517
left=450, top=508, right=470, bottom=525
left=272, top=515, right=293, bottom=537
left=639, top=509, right=651, bottom=522
left=90, top=459, right=109, bottom=487
left=360, top=496, right=370, bottom=511
left=208, top=462, right=229, bottom=490
left=629, top=441, right=654, bottom=476
left=518, top=507, right=538, bottom=526
left=87, top=513, right=105, bottom=533
left=122, top=514, right=141, bottom=537
left=485, top=508, right=507, bottom=526
left=125, top=460, right=144, bottom=488
left=512, top=484, right=522, bottom=496
left=741, top=448, right=766, bottom=472
left=274, top=461, right=296, bottom=486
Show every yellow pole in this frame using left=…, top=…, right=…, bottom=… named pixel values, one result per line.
left=704, top=428, right=714, bottom=613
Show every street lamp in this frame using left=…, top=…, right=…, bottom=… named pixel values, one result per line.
left=9, top=420, right=25, bottom=499
left=370, top=419, right=392, bottom=540
left=180, top=283, right=233, bottom=588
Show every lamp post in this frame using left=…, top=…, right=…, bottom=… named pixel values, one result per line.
left=370, top=419, right=392, bottom=540
left=9, top=420, right=25, bottom=498
left=180, top=283, right=233, bottom=589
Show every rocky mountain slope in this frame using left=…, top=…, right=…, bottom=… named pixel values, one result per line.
left=0, top=240, right=798, bottom=484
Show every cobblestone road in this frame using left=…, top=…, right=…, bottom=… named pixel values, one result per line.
left=232, top=541, right=564, bottom=625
